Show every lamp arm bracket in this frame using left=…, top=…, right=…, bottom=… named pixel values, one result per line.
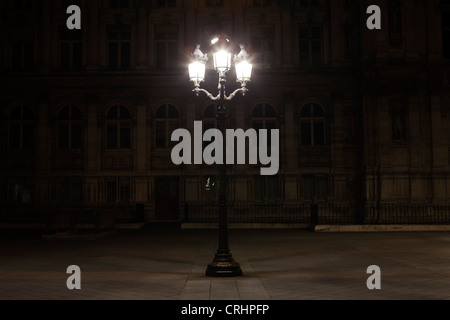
left=193, top=87, right=220, bottom=101
left=224, top=86, right=249, bottom=101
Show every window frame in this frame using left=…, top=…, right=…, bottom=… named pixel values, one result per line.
left=59, top=26, right=83, bottom=71
left=302, top=174, right=327, bottom=202
left=8, top=106, right=35, bottom=150
left=105, top=105, right=132, bottom=150
left=251, top=103, right=277, bottom=148
left=57, top=176, right=83, bottom=203
left=299, top=102, right=327, bottom=147
left=298, top=24, right=323, bottom=67
left=253, top=175, right=278, bottom=203
left=154, top=23, right=180, bottom=70
left=249, top=23, right=275, bottom=69
left=107, top=25, right=132, bottom=71
left=154, top=104, right=180, bottom=149
left=109, top=0, right=130, bottom=8
left=57, top=105, right=83, bottom=150
left=11, top=42, right=34, bottom=72
left=441, top=1, right=450, bottom=59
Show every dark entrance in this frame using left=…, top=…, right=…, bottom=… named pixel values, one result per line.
left=155, top=177, right=180, bottom=221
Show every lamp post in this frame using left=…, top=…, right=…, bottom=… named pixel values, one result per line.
left=188, top=35, right=252, bottom=277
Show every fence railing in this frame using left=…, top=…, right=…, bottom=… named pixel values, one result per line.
left=185, top=202, right=311, bottom=224
left=0, top=203, right=139, bottom=232
left=1, top=202, right=450, bottom=229
left=185, top=202, right=450, bottom=225
left=364, top=202, right=450, bottom=225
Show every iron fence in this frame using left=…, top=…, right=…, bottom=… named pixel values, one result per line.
left=185, top=202, right=311, bottom=224
left=185, top=202, right=450, bottom=225
left=0, top=203, right=137, bottom=232
left=364, top=202, right=450, bottom=225
left=1, top=202, right=450, bottom=229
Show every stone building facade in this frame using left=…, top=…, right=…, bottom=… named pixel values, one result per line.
left=0, top=0, right=449, bottom=224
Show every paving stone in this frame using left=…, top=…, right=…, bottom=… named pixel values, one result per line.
left=1, top=229, right=450, bottom=300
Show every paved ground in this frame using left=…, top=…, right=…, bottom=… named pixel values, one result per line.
left=1, top=226, right=450, bottom=300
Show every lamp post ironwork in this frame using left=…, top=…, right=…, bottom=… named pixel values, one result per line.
left=188, top=35, right=252, bottom=277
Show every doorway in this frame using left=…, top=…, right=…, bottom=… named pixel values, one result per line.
left=155, top=177, right=180, bottom=221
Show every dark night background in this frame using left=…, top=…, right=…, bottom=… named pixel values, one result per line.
left=1, top=0, right=450, bottom=307
left=0, top=0, right=449, bottom=231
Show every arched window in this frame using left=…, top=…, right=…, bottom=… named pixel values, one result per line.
left=57, top=105, right=82, bottom=149
left=106, top=105, right=131, bottom=149
left=252, top=103, right=277, bottom=146
left=300, top=102, right=326, bottom=146
left=155, top=104, right=179, bottom=148
left=9, top=105, right=34, bottom=149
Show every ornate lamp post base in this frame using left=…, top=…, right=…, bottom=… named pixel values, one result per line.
left=206, top=252, right=242, bottom=277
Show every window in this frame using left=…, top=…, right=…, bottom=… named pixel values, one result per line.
left=254, top=176, right=278, bottom=202
left=249, top=24, right=274, bottom=68
left=59, top=26, right=82, bottom=71
left=9, top=106, right=34, bottom=149
left=302, top=175, right=327, bottom=201
left=442, top=1, right=450, bottom=59
left=206, top=0, right=224, bottom=6
left=14, top=0, right=34, bottom=9
left=12, top=43, right=34, bottom=71
left=10, top=27, right=34, bottom=72
left=109, top=0, right=129, bottom=8
left=252, top=0, right=272, bottom=6
left=107, top=26, right=131, bottom=70
left=298, top=25, right=323, bottom=67
left=299, top=0, right=319, bottom=7
left=60, top=0, right=81, bottom=8
left=388, top=0, right=403, bottom=46
left=155, top=104, right=179, bottom=148
left=155, top=24, right=179, bottom=70
left=300, top=103, right=326, bottom=146
left=252, top=103, right=277, bottom=147
left=344, top=115, right=356, bottom=142
left=58, top=177, right=82, bottom=202
left=392, top=109, right=406, bottom=142
left=152, top=0, right=176, bottom=7
left=315, top=176, right=327, bottom=201
left=106, top=105, right=131, bottom=149
left=348, top=179, right=356, bottom=200
left=107, top=179, right=117, bottom=203
left=106, top=177, right=130, bottom=203
left=9, top=177, right=33, bottom=204
left=58, top=106, right=83, bottom=149
left=120, top=180, right=130, bottom=203
left=302, top=175, right=313, bottom=201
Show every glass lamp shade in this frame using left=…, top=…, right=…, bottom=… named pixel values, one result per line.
left=189, top=61, right=206, bottom=84
left=213, top=50, right=232, bottom=73
left=235, top=61, right=252, bottom=82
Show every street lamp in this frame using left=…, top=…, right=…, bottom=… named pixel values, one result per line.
left=188, top=35, right=252, bottom=277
